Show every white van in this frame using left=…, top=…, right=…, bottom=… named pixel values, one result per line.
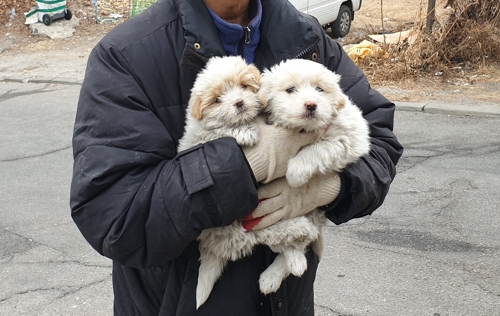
left=289, top=0, right=362, bottom=38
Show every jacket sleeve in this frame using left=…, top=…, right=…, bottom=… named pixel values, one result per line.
left=320, top=37, right=404, bottom=224
left=70, top=42, right=258, bottom=268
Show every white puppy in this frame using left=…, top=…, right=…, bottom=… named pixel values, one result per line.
left=178, top=56, right=324, bottom=309
left=177, top=56, right=262, bottom=152
left=256, top=57, right=371, bottom=284
left=178, top=56, right=261, bottom=309
left=259, top=58, right=371, bottom=188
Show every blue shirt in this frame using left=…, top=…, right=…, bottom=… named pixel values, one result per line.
left=206, top=0, right=262, bottom=63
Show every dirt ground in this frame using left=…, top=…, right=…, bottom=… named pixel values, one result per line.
left=1, top=0, right=499, bottom=105
left=343, top=0, right=500, bottom=104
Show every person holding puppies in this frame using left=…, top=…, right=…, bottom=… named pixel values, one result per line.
left=70, top=0, right=403, bottom=315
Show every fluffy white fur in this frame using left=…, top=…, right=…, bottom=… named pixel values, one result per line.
left=177, top=56, right=262, bottom=152
left=178, top=56, right=370, bottom=309
left=256, top=57, right=371, bottom=292
left=179, top=56, right=323, bottom=309
left=259, top=58, right=371, bottom=187
left=195, top=214, right=322, bottom=307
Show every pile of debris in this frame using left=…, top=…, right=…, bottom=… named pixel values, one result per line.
left=410, top=0, right=500, bottom=69
left=1, top=0, right=33, bottom=24
left=348, top=0, right=500, bottom=81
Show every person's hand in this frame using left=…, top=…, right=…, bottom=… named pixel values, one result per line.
left=242, top=116, right=321, bottom=183
left=241, top=172, right=341, bottom=231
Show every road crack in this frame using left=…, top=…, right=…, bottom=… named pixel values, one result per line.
left=0, top=145, right=72, bottom=162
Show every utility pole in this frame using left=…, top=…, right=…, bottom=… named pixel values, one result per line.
left=426, top=0, right=436, bottom=33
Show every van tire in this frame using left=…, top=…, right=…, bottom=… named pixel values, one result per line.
left=331, top=5, right=352, bottom=38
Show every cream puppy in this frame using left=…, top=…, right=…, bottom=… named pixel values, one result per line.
left=178, top=56, right=323, bottom=309
left=259, top=58, right=371, bottom=188
left=257, top=57, right=371, bottom=281
left=178, top=56, right=261, bottom=309
left=177, top=56, right=261, bottom=152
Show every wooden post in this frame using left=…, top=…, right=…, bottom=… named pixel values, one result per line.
left=426, top=0, right=436, bottom=33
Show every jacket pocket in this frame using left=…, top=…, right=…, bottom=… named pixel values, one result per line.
left=176, top=144, right=214, bottom=195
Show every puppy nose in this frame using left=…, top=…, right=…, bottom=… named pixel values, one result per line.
left=305, top=102, right=317, bottom=112
left=235, top=100, right=244, bottom=108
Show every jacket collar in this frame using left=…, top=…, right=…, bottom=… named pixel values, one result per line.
left=255, top=0, right=320, bottom=69
left=178, top=0, right=225, bottom=69
left=177, top=0, right=320, bottom=71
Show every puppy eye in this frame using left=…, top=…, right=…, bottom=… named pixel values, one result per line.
left=286, top=87, right=296, bottom=94
left=215, top=98, right=222, bottom=103
left=241, top=84, right=247, bottom=90
left=315, top=86, right=324, bottom=92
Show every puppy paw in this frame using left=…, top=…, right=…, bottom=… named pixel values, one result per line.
left=286, top=157, right=314, bottom=187
left=246, top=125, right=259, bottom=147
left=258, top=254, right=289, bottom=294
left=286, top=163, right=311, bottom=187
left=259, top=269, right=285, bottom=295
left=286, top=171, right=308, bottom=187
left=233, top=124, right=259, bottom=147
left=286, top=253, right=308, bottom=276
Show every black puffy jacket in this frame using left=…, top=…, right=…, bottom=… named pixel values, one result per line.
left=70, top=0, right=403, bottom=315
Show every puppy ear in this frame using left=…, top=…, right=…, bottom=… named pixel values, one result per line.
left=257, top=85, right=270, bottom=109
left=248, top=65, right=261, bottom=87
left=337, top=94, right=347, bottom=111
left=190, top=96, right=204, bottom=120
left=257, top=71, right=272, bottom=109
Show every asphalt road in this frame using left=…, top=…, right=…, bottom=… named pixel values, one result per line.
left=1, top=82, right=499, bottom=316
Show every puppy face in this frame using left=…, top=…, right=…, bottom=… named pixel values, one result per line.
left=189, top=56, right=261, bottom=128
left=259, top=59, right=346, bottom=132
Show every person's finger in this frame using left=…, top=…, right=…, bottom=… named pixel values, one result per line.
left=249, top=208, right=286, bottom=230
left=251, top=195, right=283, bottom=218
left=257, top=177, right=288, bottom=199
left=241, top=216, right=264, bottom=231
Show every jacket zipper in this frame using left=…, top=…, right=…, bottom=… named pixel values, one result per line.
left=293, top=38, right=320, bottom=59
left=244, top=27, right=251, bottom=44
left=238, top=27, right=252, bottom=56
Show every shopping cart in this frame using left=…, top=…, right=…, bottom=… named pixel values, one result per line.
left=25, top=0, right=72, bottom=26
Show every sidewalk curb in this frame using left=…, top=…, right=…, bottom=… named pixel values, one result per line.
left=396, top=101, right=500, bottom=117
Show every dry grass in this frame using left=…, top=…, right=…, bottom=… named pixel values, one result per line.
left=357, top=0, right=500, bottom=85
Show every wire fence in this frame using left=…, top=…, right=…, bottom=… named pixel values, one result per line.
left=87, top=0, right=155, bottom=23
left=130, top=0, right=155, bottom=16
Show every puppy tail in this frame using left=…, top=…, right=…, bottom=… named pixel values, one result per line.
left=196, top=255, right=226, bottom=309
